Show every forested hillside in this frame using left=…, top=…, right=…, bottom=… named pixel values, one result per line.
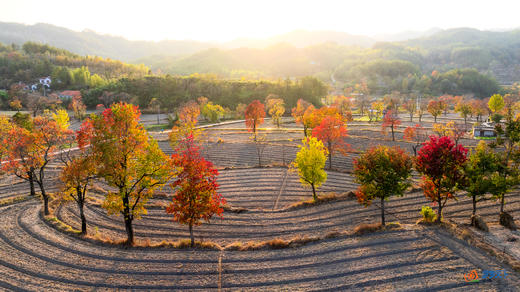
left=0, top=41, right=150, bottom=89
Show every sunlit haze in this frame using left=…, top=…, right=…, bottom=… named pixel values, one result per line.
left=1, top=0, right=519, bottom=42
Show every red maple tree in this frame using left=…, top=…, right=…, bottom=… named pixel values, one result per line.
left=311, top=115, right=349, bottom=170
left=415, top=136, right=468, bottom=222
left=167, top=134, right=226, bottom=247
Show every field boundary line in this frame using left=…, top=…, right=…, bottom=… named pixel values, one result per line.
left=273, top=169, right=289, bottom=210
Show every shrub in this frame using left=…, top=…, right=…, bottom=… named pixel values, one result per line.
left=420, top=206, right=436, bottom=223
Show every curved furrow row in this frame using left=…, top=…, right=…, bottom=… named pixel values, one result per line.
left=1, top=201, right=514, bottom=290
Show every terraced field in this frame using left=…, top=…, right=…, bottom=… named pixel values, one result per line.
left=0, top=117, right=519, bottom=291
left=1, top=201, right=519, bottom=290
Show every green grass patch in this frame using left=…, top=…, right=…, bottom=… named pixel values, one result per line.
left=145, top=124, right=171, bottom=131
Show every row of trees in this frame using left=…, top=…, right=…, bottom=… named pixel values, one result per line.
left=286, top=94, right=520, bottom=228
left=0, top=103, right=225, bottom=246
left=81, top=75, right=327, bottom=112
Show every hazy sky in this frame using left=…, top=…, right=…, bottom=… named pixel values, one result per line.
left=1, top=0, right=519, bottom=41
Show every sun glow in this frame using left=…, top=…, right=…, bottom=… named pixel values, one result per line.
left=1, top=0, right=519, bottom=42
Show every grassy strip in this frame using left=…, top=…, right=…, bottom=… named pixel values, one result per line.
left=353, top=222, right=401, bottom=235
left=44, top=215, right=82, bottom=235
left=144, top=124, right=170, bottom=131
left=280, top=192, right=356, bottom=212
left=0, top=195, right=33, bottom=206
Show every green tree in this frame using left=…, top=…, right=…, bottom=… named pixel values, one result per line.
left=490, top=117, right=520, bottom=222
left=201, top=102, right=226, bottom=123
left=488, top=94, right=505, bottom=114
left=354, top=146, right=413, bottom=225
left=463, top=141, right=498, bottom=217
left=292, top=137, right=328, bottom=201
left=455, top=101, right=472, bottom=128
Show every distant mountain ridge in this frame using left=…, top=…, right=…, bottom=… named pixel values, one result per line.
left=0, top=22, right=441, bottom=61
left=0, top=22, right=215, bottom=61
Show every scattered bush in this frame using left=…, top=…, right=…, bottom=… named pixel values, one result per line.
left=222, top=204, right=247, bottom=213
left=470, top=215, right=489, bottom=232
left=353, top=223, right=383, bottom=235
left=420, top=206, right=436, bottom=223
left=500, top=212, right=517, bottom=231
left=225, top=235, right=320, bottom=251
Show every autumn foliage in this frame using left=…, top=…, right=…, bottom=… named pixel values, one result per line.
left=292, top=99, right=313, bottom=137
left=311, top=115, right=349, bottom=170
left=354, top=146, right=413, bottom=225
left=415, top=136, right=468, bottom=222
left=292, top=136, right=328, bottom=201
left=3, top=111, right=72, bottom=215
left=381, top=110, right=401, bottom=141
left=85, top=102, right=172, bottom=244
left=427, top=100, right=444, bottom=122
left=403, top=124, right=427, bottom=156
left=245, top=100, right=265, bottom=141
left=167, top=134, right=225, bottom=247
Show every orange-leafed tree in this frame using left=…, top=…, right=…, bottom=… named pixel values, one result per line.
left=0, top=115, right=13, bottom=164
left=354, top=146, right=413, bottom=225
left=470, top=99, right=488, bottom=122
left=87, top=102, right=173, bottom=245
left=416, top=136, right=468, bottom=223
left=178, top=100, right=200, bottom=125
left=381, top=110, right=401, bottom=141
left=427, top=100, right=443, bottom=122
left=4, top=112, right=72, bottom=215
left=301, top=104, right=317, bottom=137
left=403, top=124, right=427, bottom=156
left=245, top=100, right=265, bottom=141
left=332, top=95, right=353, bottom=122
left=402, top=99, right=416, bottom=122
left=312, top=106, right=344, bottom=126
left=167, top=134, right=225, bottom=247
left=3, top=126, right=38, bottom=198
left=170, top=101, right=204, bottom=150
left=292, top=99, right=313, bottom=137
left=69, top=96, right=87, bottom=121
left=438, top=95, right=452, bottom=116
left=58, top=121, right=97, bottom=234
left=311, top=115, right=349, bottom=170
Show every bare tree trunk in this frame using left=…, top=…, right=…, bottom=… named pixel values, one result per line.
left=436, top=196, right=442, bottom=223
left=122, top=195, right=134, bottom=245
left=500, top=194, right=505, bottom=213
left=471, top=194, right=477, bottom=216
left=28, top=171, right=36, bottom=197
left=391, top=125, right=395, bottom=141
left=311, top=183, right=317, bottom=201
left=381, top=197, right=385, bottom=226
left=328, top=142, right=332, bottom=170
left=77, top=199, right=87, bottom=235
left=124, top=214, right=134, bottom=245
left=38, top=182, right=49, bottom=215
left=189, top=223, right=194, bottom=247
